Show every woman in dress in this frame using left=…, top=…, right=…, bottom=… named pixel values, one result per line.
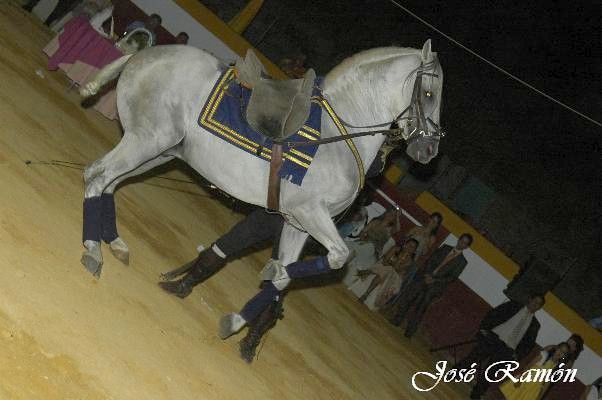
left=539, top=333, right=584, bottom=398
left=342, top=209, right=400, bottom=287
left=404, top=212, right=443, bottom=266
left=549, top=333, right=583, bottom=368
left=499, top=342, right=570, bottom=400
left=349, top=239, right=418, bottom=311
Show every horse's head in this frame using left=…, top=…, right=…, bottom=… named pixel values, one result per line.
left=323, top=43, right=444, bottom=165
left=400, top=40, right=444, bottom=164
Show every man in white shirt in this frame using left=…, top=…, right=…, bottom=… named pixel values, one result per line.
left=455, top=294, right=544, bottom=399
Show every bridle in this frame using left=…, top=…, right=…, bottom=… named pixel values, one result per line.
left=285, top=58, right=444, bottom=149
left=333, top=59, right=445, bottom=143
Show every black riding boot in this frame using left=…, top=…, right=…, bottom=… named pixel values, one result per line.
left=239, top=294, right=284, bottom=363
left=159, top=247, right=225, bottom=298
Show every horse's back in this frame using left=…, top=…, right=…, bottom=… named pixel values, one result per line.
left=116, top=45, right=224, bottom=137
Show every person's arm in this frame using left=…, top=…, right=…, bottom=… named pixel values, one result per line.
left=404, top=226, right=419, bottom=238
left=480, top=301, right=520, bottom=331
left=515, top=319, right=540, bottom=361
left=358, top=274, right=382, bottom=302
left=382, top=246, right=398, bottom=265
left=359, top=220, right=378, bottom=241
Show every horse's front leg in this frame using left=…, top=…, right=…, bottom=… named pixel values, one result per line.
left=260, top=203, right=350, bottom=283
left=219, top=222, right=308, bottom=339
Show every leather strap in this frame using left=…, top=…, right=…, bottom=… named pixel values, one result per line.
left=267, top=143, right=284, bottom=211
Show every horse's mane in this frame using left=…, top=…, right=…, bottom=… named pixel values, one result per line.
left=323, top=47, right=422, bottom=94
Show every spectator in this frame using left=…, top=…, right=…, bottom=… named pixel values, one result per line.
left=342, top=209, right=401, bottom=287
left=454, top=294, right=544, bottom=400
left=351, top=238, right=418, bottom=311
left=543, top=333, right=583, bottom=368
left=338, top=201, right=386, bottom=242
left=499, top=342, right=570, bottom=399
left=175, top=32, right=189, bottom=45
left=382, top=233, right=472, bottom=336
left=125, top=13, right=162, bottom=45
left=403, top=211, right=443, bottom=263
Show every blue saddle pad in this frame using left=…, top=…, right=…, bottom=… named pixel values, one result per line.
left=198, top=68, right=323, bottom=186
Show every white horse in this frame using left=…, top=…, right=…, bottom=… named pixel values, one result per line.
left=79, top=40, right=444, bottom=285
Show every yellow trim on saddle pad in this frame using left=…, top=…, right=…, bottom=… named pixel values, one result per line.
left=199, top=68, right=318, bottom=170
left=318, top=99, right=366, bottom=190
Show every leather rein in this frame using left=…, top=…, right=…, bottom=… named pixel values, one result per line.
left=286, top=61, right=444, bottom=148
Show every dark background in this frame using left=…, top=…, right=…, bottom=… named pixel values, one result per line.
left=199, top=0, right=601, bottom=317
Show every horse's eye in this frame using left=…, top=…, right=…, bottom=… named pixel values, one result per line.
left=425, top=91, right=432, bottom=98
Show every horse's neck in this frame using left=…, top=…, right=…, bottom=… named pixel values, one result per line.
left=323, top=79, right=396, bottom=172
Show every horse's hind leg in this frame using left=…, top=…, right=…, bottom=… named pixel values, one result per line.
left=99, top=154, right=175, bottom=265
left=82, top=133, right=174, bottom=277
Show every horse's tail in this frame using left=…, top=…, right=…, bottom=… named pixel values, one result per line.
left=79, top=54, right=133, bottom=97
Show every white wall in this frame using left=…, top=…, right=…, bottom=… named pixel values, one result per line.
left=33, top=0, right=239, bottom=62
left=441, top=233, right=602, bottom=383
left=130, top=0, right=238, bottom=62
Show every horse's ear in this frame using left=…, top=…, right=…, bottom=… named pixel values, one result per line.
left=421, top=39, right=432, bottom=61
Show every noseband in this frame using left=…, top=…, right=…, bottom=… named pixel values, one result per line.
left=394, top=62, right=445, bottom=143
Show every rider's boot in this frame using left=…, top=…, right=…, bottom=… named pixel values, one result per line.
left=159, top=247, right=225, bottom=298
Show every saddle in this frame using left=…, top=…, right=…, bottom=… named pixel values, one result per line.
left=235, top=49, right=316, bottom=141
left=234, top=49, right=317, bottom=211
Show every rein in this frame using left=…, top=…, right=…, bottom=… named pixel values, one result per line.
left=286, top=60, right=444, bottom=148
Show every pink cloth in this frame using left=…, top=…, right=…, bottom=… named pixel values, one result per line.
left=43, top=17, right=120, bottom=120
left=47, top=16, right=121, bottom=71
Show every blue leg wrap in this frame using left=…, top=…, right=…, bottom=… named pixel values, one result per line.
left=83, top=196, right=102, bottom=243
left=285, top=256, right=330, bottom=279
left=101, top=193, right=118, bottom=243
left=240, top=282, right=280, bottom=322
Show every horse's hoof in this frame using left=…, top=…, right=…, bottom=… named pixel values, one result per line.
left=80, top=82, right=99, bottom=97
left=81, top=253, right=103, bottom=278
left=81, top=240, right=103, bottom=277
left=219, top=313, right=245, bottom=340
left=109, top=237, right=129, bottom=265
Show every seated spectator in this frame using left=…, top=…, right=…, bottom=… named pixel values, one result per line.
left=454, top=294, right=544, bottom=400
left=338, top=201, right=386, bottom=242
left=175, top=32, right=189, bottom=44
left=342, top=209, right=401, bottom=287
left=350, top=238, right=418, bottom=311
left=381, top=233, right=472, bottom=337
left=125, top=13, right=162, bottom=45
left=499, top=342, right=569, bottom=400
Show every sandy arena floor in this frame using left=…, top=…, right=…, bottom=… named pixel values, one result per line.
left=0, top=2, right=468, bottom=399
